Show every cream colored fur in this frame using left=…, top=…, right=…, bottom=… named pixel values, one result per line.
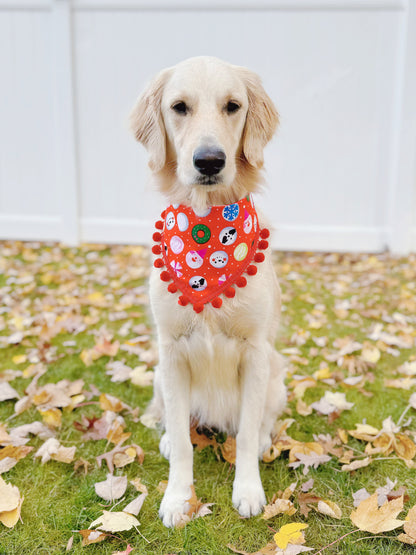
left=130, top=56, right=287, bottom=528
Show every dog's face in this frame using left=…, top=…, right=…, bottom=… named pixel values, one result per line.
left=130, top=56, right=278, bottom=207
left=160, top=59, right=248, bottom=190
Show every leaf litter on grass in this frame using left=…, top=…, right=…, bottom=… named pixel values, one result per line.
left=1, top=243, right=416, bottom=553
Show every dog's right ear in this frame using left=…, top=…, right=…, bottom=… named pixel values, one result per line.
left=129, top=69, right=171, bottom=172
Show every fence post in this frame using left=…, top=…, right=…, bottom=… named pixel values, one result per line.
left=52, top=0, right=80, bottom=246
left=387, top=0, right=416, bottom=254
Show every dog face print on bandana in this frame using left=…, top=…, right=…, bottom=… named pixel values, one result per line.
left=152, top=195, right=270, bottom=313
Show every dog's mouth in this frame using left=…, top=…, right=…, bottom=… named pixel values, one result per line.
left=195, top=175, right=222, bottom=186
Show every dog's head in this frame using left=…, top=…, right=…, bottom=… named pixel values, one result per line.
left=130, top=56, right=278, bottom=207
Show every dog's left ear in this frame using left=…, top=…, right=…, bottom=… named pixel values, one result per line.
left=236, top=67, right=279, bottom=169
left=129, top=69, right=172, bottom=172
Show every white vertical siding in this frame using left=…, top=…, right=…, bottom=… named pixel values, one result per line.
left=0, top=0, right=415, bottom=253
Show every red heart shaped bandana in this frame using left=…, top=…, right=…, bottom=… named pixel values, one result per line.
left=152, top=195, right=270, bottom=312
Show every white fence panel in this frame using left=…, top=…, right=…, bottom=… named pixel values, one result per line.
left=0, top=0, right=415, bottom=253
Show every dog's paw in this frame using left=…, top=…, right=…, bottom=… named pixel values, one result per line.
left=159, top=486, right=191, bottom=528
left=159, top=433, right=171, bottom=460
left=232, top=479, right=266, bottom=518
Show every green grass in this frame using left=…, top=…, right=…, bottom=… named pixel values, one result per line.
left=1, top=244, right=416, bottom=554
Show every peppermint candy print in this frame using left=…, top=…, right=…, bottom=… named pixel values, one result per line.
left=170, top=261, right=183, bottom=277
left=222, top=203, right=239, bottom=222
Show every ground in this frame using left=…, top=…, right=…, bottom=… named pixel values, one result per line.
left=0, top=242, right=416, bottom=554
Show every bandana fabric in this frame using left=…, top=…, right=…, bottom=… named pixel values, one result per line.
left=152, top=195, right=270, bottom=313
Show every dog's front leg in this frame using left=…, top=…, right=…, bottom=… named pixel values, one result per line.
left=158, top=341, right=193, bottom=528
left=233, top=341, right=269, bottom=517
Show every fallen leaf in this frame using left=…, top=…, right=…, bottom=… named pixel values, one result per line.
left=0, top=382, right=20, bottom=402
left=350, top=492, right=404, bottom=533
left=122, top=493, right=147, bottom=516
left=316, top=500, right=342, bottom=519
left=34, top=438, right=76, bottom=464
left=0, top=477, right=23, bottom=528
left=341, top=457, right=372, bottom=472
left=94, top=473, right=127, bottom=501
left=263, top=498, right=297, bottom=519
left=274, top=523, right=308, bottom=549
left=89, top=510, right=139, bottom=532
left=78, top=529, right=107, bottom=546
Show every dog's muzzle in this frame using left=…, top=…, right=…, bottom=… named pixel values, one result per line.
left=193, top=146, right=226, bottom=177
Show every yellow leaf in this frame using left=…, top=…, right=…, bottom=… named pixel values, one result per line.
left=361, top=346, right=381, bottom=364
left=38, top=408, right=62, bottom=428
left=273, top=522, right=308, bottom=549
left=0, top=497, right=23, bottom=528
left=12, top=355, right=27, bottom=365
left=350, top=492, right=404, bottom=533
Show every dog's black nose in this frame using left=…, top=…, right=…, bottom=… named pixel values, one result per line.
left=193, top=147, right=226, bottom=176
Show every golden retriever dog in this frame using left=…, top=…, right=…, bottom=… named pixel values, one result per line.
left=130, top=56, right=287, bottom=527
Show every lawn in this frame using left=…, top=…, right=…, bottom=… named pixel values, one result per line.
left=1, top=242, right=416, bottom=554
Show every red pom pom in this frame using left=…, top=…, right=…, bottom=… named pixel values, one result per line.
left=247, top=265, right=257, bottom=276
left=225, top=287, right=235, bottom=298
left=160, top=271, right=171, bottom=282
left=155, top=220, right=164, bottom=230
left=211, top=297, right=222, bottom=308
left=168, top=283, right=178, bottom=293
left=260, top=228, right=270, bottom=239
left=254, top=252, right=265, bottom=263
left=193, top=304, right=204, bottom=313
left=236, top=276, right=247, bottom=288
left=153, top=232, right=162, bottom=242
left=161, top=210, right=166, bottom=219
left=258, top=240, right=269, bottom=250
left=178, top=295, right=189, bottom=306
left=152, top=245, right=161, bottom=255
left=153, top=258, right=164, bottom=268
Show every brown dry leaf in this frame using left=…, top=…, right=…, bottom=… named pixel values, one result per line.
left=34, top=438, right=76, bottom=464
left=106, top=420, right=131, bottom=446
left=96, top=443, right=144, bottom=474
left=316, top=499, right=342, bottom=519
left=227, top=542, right=278, bottom=554
left=341, top=457, right=372, bottom=472
left=89, top=510, right=139, bottom=532
left=78, top=529, right=108, bottom=546
left=173, top=485, right=214, bottom=528
left=298, top=493, right=323, bottom=517
left=74, top=458, right=91, bottom=475
left=398, top=505, right=416, bottom=544
left=0, top=445, right=33, bottom=474
left=296, top=399, right=312, bottom=416
left=227, top=543, right=280, bottom=555
left=0, top=477, right=23, bottom=528
left=348, top=423, right=379, bottom=442
left=130, top=477, right=148, bottom=494
left=219, top=436, right=236, bottom=464
left=262, top=498, right=297, bottom=519
left=350, top=492, right=404, bottom=533
left=99, top=393, right=129, bottom=413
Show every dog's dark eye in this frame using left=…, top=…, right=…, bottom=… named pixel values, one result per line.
left=172, top=101, right=188, bottom=115
left=226, top=101, right=241, bottom=114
